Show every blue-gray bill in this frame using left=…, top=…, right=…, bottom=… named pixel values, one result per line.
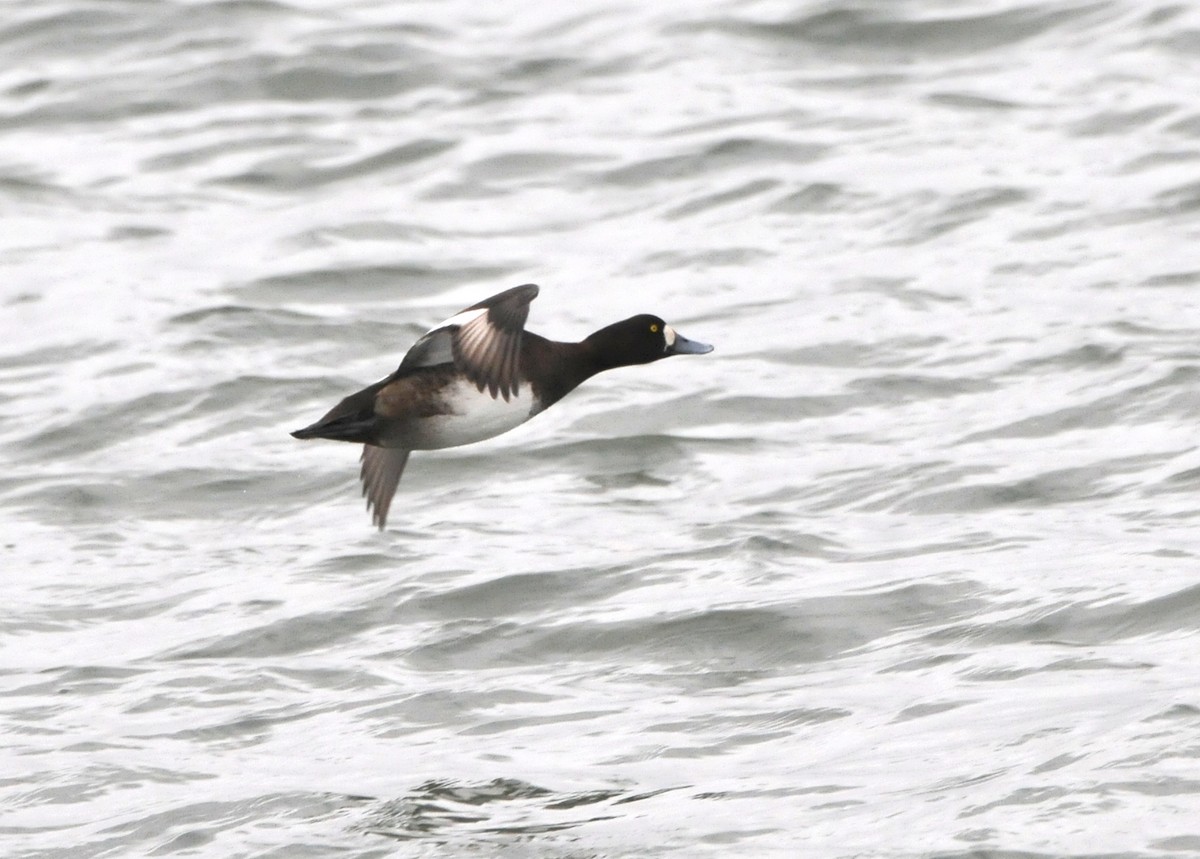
left=668, top=333, right=714, bottom=356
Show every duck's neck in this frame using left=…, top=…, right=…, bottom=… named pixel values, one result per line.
left=523, top=332, right=616, bottom=410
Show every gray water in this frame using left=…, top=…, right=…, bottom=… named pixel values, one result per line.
left=3, top=1, right=1200, bottom=856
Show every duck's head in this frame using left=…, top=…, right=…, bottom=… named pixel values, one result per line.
left=587, top=314, right=714, bottom=368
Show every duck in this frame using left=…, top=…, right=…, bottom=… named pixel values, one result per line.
left=292, top=283, right=714, bottom=528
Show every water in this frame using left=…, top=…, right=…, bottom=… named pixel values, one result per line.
left=3, top=0, right=1200, bottom=856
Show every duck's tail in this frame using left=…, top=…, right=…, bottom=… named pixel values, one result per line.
left=292, top=381, right=388, bottom=444
left=290, top=412, right=376, bottom=443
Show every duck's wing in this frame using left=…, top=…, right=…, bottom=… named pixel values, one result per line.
left=360, top=445, right=411, bottom=530
left=398, top=283, right=539, bottom=402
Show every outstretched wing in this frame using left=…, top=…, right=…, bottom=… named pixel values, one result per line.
left=398, top=283, right=538, bottom=401
left=360, top=445, right=411, bottom=530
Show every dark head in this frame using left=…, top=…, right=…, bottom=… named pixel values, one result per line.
left=585, top=314, right=714, bottom=369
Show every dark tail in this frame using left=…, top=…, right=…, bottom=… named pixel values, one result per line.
left=292, top=382, right=388, bottom=444
left=291, top=412, right=376, bottom=443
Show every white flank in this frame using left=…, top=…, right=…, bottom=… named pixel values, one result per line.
left=411, top=377, right=535, bottom=450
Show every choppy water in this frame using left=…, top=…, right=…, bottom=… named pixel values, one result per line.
left=3, top=1, right=1200, bottom=856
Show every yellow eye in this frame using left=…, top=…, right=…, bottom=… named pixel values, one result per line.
left=650, top=323, right=659, bottom=333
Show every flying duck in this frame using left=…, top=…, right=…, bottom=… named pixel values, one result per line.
left=292, top=284, right=713, bottom=528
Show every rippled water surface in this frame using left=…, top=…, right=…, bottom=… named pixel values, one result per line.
left=4, top=1, right=1200, bottom=856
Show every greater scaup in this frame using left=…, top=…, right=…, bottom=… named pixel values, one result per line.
left=292, top=283, right=713, bottom=528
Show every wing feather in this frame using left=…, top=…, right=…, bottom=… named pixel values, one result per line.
left=360, top=446, right=411, bottom=530
left=451, top=283, right=538, bottom=401
left=395, top=284, right=538, bottom=402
